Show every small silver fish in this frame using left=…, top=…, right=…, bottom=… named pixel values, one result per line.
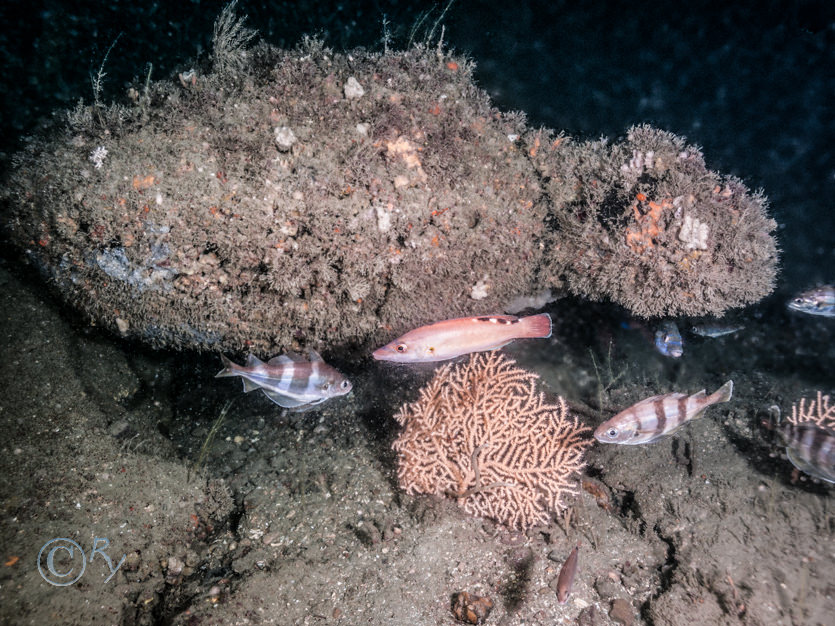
left=556, top=544, right=580, bottom=604
left=690, top=322, right=743, bottom=338
left=216, top=351, right=352, bottom=410
left=654, top=321, right=683, bottom=358
left=594, top=380, right=733, bottom=445
left=779, top=422, right=835, bottom=483
left=787, top=285, right=835, bottom=318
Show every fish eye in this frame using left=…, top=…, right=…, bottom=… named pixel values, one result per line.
left=607, top=428, right=618, bottom=438
left=340, top=380, right=350, bottom=389
left=395, top=344, right=408, bottom=353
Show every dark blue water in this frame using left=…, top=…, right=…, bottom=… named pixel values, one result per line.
left=2, top=1, right=832, bottom=288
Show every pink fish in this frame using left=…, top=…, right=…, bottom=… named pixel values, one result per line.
left=556, top=544, right=580, bottom=604
left=372, top=313, right=552, bottom=363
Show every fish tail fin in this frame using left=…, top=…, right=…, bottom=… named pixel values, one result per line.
left=710, top=380, right=734, bottom=404
left=520, top=313, right=552, bottom=339
left=215, top=354, right=239, bottom=378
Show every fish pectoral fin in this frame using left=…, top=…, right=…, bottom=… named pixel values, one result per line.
left=786, top=447, right=835, bottom=483
left=288, top=398, right=327, bottom=413
left=640, top=431, right=669, bottom=444
left=261, top=389, right=312, bottom=409
left=643, top=420, right=690, bottom=442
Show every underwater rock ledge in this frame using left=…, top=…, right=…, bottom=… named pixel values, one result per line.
left=2, top=38, right=778, bottom=353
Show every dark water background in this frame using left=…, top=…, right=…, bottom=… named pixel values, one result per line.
left=1, top=0, right=832, bottom=290
left=0, top=5, right=832, bottom=623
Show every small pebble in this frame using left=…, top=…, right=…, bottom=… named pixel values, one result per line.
left=609, top=598, right=634, bottom=626
left=274, top=126, right=297, bottom=152
left=108, top=420, right=131, bottom=438
left=576, top=606, right=605, bottom=626
left=124, top=551, right=141, bottom=572
left=451, top=591, right=493, bottom=625
left=343, top=76, right=365, bottom=99
left=499, top=531, right=526, bottom=547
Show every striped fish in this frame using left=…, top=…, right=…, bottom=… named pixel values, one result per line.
left=787, top=285, right=835, bottom=318
left=594, top=380, right=733, bottom=445
left=216, top=351, right=352, bottom=410
left=779, top=422, right=835, bottom=483
left=372, top=313, right=552, bottom=363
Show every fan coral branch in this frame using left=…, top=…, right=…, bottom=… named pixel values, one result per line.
left=789, top=391, right=835, bottom=429
left=392, top=352, right=591, bottom=529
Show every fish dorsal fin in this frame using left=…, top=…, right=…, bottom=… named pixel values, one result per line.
left=710, top=380, right=734, bottom=403
left=691, top=389, right=708, bottom=400
left=790, top=422, right=835, bottom=440
left=246, top=354, right=265, bottom=367
left=474, top=315, right=518, bottom=323
left=638, top=393, right=668, bottom=405
left=267, top=354, right=294, bottom=366
left=282, top=351, right=306, bottom=362
left=307, top=349, right=324, bottom=362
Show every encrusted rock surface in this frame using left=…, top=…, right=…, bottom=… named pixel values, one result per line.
left=3, top=36, right=777, bottom=353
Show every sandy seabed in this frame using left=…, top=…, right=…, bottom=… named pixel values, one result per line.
left=1, top=262, right=832, bottom=626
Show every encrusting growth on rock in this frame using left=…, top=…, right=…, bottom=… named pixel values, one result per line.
left=1, top=5, right=779, bottom=354
left=392, top=352, right=591, bottom=530
left=534, top=125, right=778, bottom=318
